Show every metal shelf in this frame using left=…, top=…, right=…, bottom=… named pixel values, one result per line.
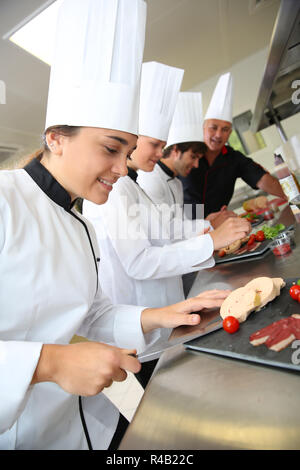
left=250, top=0, right=300, bottom=139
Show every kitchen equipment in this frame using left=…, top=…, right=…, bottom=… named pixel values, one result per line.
left=138, top=308, right=222, bottom=361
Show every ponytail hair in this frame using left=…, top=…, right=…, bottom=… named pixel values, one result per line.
left=21, top=125, right=81, bottom=168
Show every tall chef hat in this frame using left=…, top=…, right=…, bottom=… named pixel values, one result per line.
left=166, top=92, right=204, bottom=147
left=138, top=62, right=184, bottom=141
left=45, top=0, right=146, bottom=135
left=204, top=72, right=233, bottom=123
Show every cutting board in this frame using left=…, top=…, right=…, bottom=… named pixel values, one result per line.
left=185, top=278, right=300, bottom=372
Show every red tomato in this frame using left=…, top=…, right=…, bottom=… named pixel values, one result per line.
left=218, top=250, right=226, bottom=258
left=290, top=285, right=300, bottom=300
left=255, top=230, right=265, bottom=242
left=298, top=292, right=300, bottom=304
left=223, top=316, right=240, bottom=334
left=247, top=234, right=256, bottom=246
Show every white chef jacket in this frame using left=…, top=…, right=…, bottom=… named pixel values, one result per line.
left=82, top=167, right=215, bottom=312
left=0, top=158, right=160, bottom=450
left=137, top=161, right=212, bottom=238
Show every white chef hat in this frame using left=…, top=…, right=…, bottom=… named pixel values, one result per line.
left=166, top=92, right=204, bottom=147
left=45, top=0, right=146, bottom=135
left=204, top=72, right=234, bottom=123
left=138, top=62, right=184, bottom=142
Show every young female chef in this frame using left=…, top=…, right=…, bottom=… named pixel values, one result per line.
left=0, top=0, right=230, bottom=450
left=82, top=62, right=251, bottom=387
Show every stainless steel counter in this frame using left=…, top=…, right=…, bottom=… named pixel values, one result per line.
left=119, top=205, right=300, bottom=450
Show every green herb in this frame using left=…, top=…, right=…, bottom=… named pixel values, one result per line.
left=261, top=224, right=285, bottom=239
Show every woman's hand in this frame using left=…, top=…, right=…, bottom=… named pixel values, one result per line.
left=208, top=216, right=251, bottom=250
left=141, top=289, right=231, bottom=333
left=31, top=342, right=141, bottom=396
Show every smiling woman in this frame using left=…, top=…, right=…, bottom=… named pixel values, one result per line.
left=0, top=0, right=232, bottom=451
left=41, top=126, right=136, bottom=204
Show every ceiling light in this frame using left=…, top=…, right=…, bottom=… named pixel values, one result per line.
left=4, top=0, right=62, bottom=66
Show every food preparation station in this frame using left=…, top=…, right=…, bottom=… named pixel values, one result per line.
left=119, top=204, right=300, bottom=450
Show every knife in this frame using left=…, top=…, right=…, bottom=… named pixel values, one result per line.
left=138, top=317, right=223, bottom=361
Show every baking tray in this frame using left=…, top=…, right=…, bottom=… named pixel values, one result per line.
left=185, top=278, right=300, bottom=372
left=214, top=224, right=294, bottom=264
left=250, top=214, right=264, bottom=227
left=214, top=238, right=271, bottom=264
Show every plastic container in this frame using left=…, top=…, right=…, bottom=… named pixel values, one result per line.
left=269, top=233, right=292, bottom=256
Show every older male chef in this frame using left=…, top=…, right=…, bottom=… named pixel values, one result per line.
left=179, top=73, right=287, bottom=218
left=137, top=91, right=236, bottom=233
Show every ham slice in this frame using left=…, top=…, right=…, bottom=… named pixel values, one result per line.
left=250, top=315, right=300, bottom=352
left=220, top=277, right=285, bottom=323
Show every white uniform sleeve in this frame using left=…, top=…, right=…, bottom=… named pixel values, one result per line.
left=77, top=288, right=161, bottom=354
left=95, top=184, right=214, bottom=281
left=0, top=341, right=43, bottom=434
left=138, top=169, right=213, bottom=241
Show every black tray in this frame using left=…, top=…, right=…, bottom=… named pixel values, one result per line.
left=185, top=278, right=300, bottom=372
left=250, top=214, right=264, bottom=227
left=215, top=238, right=271, bottom=264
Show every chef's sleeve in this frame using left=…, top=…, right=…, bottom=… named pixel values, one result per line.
left=237, top=152, right=267, bottom=189
left=97, top=188, right=215, bottom=280
left=76, top=288, right=163, bottom=353
left=0, top=341, right=43, bottom=433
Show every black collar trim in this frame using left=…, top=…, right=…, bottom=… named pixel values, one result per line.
left=24, top=158, right=76, bottom=210
left=157, top=160, right=175, bottom=179
left=127, top=166, right=138, bottom=183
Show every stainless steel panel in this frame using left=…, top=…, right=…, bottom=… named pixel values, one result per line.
left=119, top=206, right=300, bottom=450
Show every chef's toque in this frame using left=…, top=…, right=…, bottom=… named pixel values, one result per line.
left=138, top=62, right=184, bottom=142
left=45, top=0, right=146, bottom=135
left=166, top=92, right=204, bottom=147
left=204, top=72, right=233, bottom=123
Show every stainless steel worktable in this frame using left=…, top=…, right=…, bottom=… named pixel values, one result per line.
left=119, top=205, right=300, bottom=450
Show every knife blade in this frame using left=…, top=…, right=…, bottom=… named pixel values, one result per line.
left=138, top=318, right=223, bottom=361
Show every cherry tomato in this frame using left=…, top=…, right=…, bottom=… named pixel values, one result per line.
left=223, top=316, right=240, bottom=334
left=290, top=285, right=300, bottom=300
left=298, top=292, right=300, bottom=304
left=218, top=249, right=226, bottom=257
left=247, top=234, right=256, bottom=246
left=255, top=230, right=265, bottom=242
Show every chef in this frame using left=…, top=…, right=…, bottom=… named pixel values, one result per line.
left=137, top=91, right=237, bottom=232
left=0, top=0, right=230, bottom=450
left=179, top=73, right=287, bottom=218
left=83, top=63, right=250, bottom=388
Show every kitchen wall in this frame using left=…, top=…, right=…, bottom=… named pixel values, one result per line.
left=190, top=47, right=300, bottom=192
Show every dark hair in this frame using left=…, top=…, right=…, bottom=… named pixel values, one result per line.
left=21, top=125, right=81, bottom=167
left=163, top=141, right=208, bottom=158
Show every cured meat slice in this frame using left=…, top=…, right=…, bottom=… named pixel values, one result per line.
left=248, top=242, right=261, bottom=252
left=250, top=315, right=300, bottom=352
left=234, top=246, right=248, bottom=256
left=249, top=318, right=285, bottom=346
left=245, top=277, right=277, bottom=311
